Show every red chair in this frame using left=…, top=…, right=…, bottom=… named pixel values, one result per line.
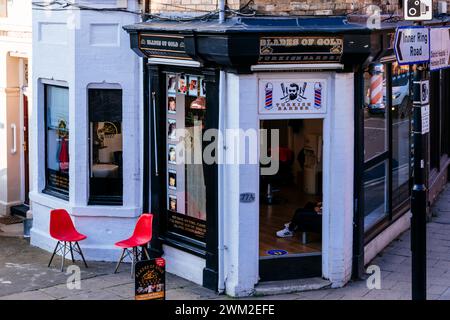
left=48, top=209, right=88, bottom=271
left=114, top=213, right=153, bottom=275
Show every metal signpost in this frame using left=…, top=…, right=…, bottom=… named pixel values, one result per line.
left=397, top=1, right=432, bottom=300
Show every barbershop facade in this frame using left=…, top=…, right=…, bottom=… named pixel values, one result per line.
left=29, top=5, right=450, bottom=297
left=123, top=17, right=450, bottom=296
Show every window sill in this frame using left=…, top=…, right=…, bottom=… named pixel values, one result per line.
left=160, top=235, right=207, bottom=259
left=88, top=197, right=123, bottom=206
left=42, top=188, right=69, bottom=201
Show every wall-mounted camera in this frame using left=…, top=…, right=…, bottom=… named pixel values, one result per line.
left=404, top=0, right=433, bottom=20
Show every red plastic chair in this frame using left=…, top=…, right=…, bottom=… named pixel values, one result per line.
left=48, top=209, right=88, bottom=271
left=114, top=213, right=153, bottom=275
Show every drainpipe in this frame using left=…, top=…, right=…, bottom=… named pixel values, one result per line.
left=217, top=70, right=226, bottom=293
left=219, top=0, right=225, bottom=23
left=217, top=0, right=227, bottom=294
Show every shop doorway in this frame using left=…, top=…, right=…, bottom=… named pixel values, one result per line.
left=259, top=119, right=323, bottom=281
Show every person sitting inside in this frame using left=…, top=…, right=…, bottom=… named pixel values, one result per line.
left=276, top=201, right=322, bottom=238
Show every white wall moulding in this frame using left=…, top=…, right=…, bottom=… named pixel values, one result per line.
left=89, top=23, right=120, bottom=47
left=38, top=23, right=68, bottom=45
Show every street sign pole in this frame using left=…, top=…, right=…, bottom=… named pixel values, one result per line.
left=410, top=16, right=429, bottom=300
left=411, top=63, right=428, bottom=301
left=394, top=17, right=430, bottom=300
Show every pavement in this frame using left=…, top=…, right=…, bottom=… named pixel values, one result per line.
left=1, top=184, right=450, bottom=300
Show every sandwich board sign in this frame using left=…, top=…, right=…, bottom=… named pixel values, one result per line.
left=430, top=27, right=450, bottom=71
left=394, top=26, right=430, bottom=65
left=135, top=258, right=166, bottom=300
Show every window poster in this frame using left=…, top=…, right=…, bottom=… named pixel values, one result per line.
left=200, top=78, right=206, bottom=97
left=168, top=144, right=176, bottom=164
left=168, top=195, right=177, bottom=212
left=168, top=170, right=177, bottom=190
left=167, top=96, right=176, bottom=114
left=167, top=74, right=177, bottom=94
left=188, top=76, right=199, bottom=97
left=168, top=119, right=176, bottom=140
left=177, top=75, right=187, bottom=94
left=165, top=73, right=207, bottom=242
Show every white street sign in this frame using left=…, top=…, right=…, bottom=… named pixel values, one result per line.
left=414, top=80, right=430, bottom=105
left=404, top=0, right=433, bottom=21
left=394, top=27, right=430, bottom=65
left=430, top=27, right=450, bottom=71
left=421, top=105, right=430, bottom=134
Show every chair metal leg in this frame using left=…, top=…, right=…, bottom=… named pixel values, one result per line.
left=60, top=241, right=66, bottom=272
left=131, top=248, right=136, bottom=278
left=114, top=249, right=126, bottom=274
left=69, top=242, right=75, bottom=263
left=75, top=242, right=88, bottom=268
left=48, top=241, right=60, bottom=267
left=302, top=232, right=308, bottom=245
left=143, top=246, right=150, bottom=260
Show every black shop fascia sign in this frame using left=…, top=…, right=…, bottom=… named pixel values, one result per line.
left=125, top=18, right=372, bottom=71
left=138, top=33, right=193, bottom=61
left=133, top=32, right=346, bottom=66
left=258, top=36, right=344, bottom=64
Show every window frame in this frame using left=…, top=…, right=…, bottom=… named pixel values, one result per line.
left=360, top=61, right=414, bottom=243
left=43, top=84, right=70, bottom=200
left=87, top=87, right=124, bottom=206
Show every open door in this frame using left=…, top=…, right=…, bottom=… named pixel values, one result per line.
left=259, top=119, right=323, bottom=281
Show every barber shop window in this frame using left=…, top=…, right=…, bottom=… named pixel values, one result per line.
left=88, top=88, right=123, bottom=205
left=165, top=73, right=207, bottom=242
left=44, top=85, right=70, bottom=199
left=362, top=62, right=413, bottom=235
left=362, top=64, right=389, bottom=231
left=391, top=62, right=412, bottom=209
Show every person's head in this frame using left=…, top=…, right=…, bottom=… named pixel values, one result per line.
left=169, top=147, right=176, bottom=161
left=170, top=198, right=176, bottom=211
left=168, top=97, right=176, bottom=111
left=288, top=83, right=299, bottom=100
left=169, top=122, right=176, bottom=134
left=314, top=202, right=323, bottom=214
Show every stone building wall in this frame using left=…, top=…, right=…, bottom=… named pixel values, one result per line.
left=147, top=0, right=449, bottom=16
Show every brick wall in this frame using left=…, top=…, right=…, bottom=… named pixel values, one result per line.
left=149, top=0, right=239, bottom=14
left=249, top=0, right=400, bottom=16
left=147, top=0, right=449, bottom=16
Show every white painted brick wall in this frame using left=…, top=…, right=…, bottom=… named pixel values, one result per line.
left=221, top=71, right=355, bottom=296
left=30, top=1, right=143, bottom=262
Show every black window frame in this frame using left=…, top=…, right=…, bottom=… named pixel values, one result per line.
left=429, top=71, right=441, bottom=171
left=43, top=84, right=70, bottom=200
left=145, top=63, right=219, bottom=291
left=87, top=88, right=124, bottom=206
left=357, top=61, right=414, bottom=244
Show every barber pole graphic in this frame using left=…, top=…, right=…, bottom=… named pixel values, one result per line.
left=369, top=64, right=384, bottom=108
left=265, top=82, right=273, bottom=110
left=314, top=82, right=322, bottom=109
